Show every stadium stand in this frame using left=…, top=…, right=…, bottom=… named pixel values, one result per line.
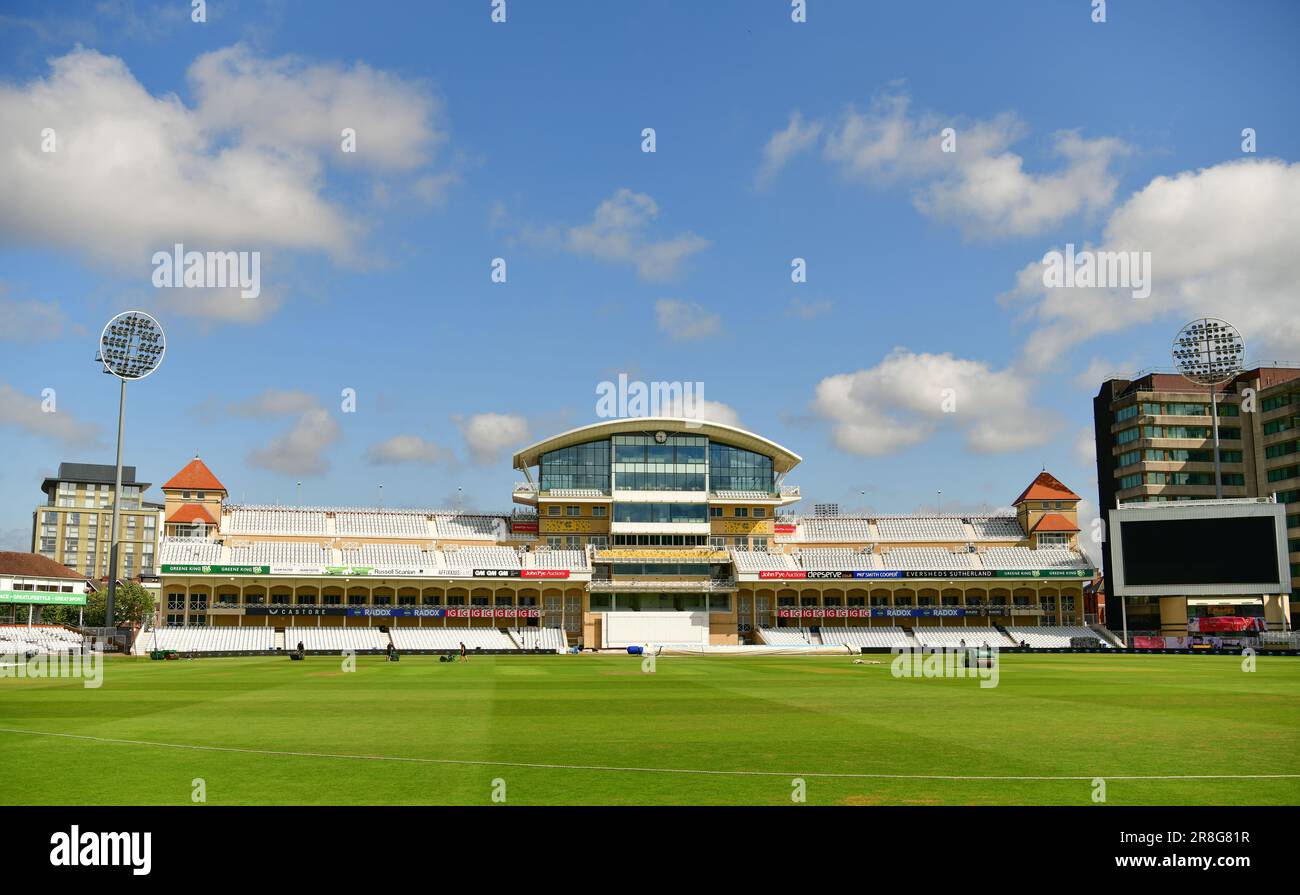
left=335, top=510, right=431, bottom=538
left=226, top=506, right=328, bottom=535
left=511, top=627, right=568, bottom=651
left=966, top=516, right=1024, bottom=540
left=134, top=627, right=275, bottom=654
left=286, top=627, right=389, bottom=652
left=818, top=626, right=911, bottom=650
left=912, top=626, right=1013, bottom=648
left=340, top=543, right=426, bottom=568
left=875, top=516, right=968, bottom=541
left=389, top=628, right=515, bottom=650
left=0, top=625, right=84, bottom=654
left=433, top=514, right=501, bottom=539
left=979, top=547, right=1091, bottom=571
left=757, top=626, right=816, bottom=645
left=522, top=549, right=589, bottom=571
left=1005, top=626, right=1108, bottom=648
left=879, top=547, right=974, bottom=570
left=439, top=546, right=521, bottom=571
left=730, top=550, right=800, bottom=572
left=796, top=517, right=872, bottom=542
left=799, top=548, right=877, bottom=570
left=160, top=537, right=223, bottom=565
left=230, top=541, right=332, bottom=566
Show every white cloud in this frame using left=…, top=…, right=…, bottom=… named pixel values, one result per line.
left=365, top=435, right=450, bottom=467
left=0, top=285, right=78, bottom=341
left=1074, top=427, right=1097, bottom=467
left=755, top=110, right=822, bottom=188
left=0, top=383, right=100, bottom=446
left=655, top=299, right=721, bottom=342
left=811, top=348, right=1056, bottom=456
left=772, top=90, right=1126, bottom=239
left=456, top=412, right=529, bottom=465
left=658, top=395, right=741, bottom=428
left=0, top=46, right=450, bottom=322
left=247, top=407, right=342, bottom=476
left=786, top=297, right=833, bottom=320
left=552, top=189, right=709, bottom=280
left=1003, top=158, right=1300, bottom=369
left=187, top=44, right=444, bottom=171
left=1075, top=497, right=1103, bottom=567
left=227, top=389, right=320, bottom=418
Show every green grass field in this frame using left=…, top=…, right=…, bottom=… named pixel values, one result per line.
left=2, top=652, right=1298, bottom=806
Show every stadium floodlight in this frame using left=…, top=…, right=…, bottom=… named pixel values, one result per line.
left=95, top=311, right=166, bottom=640
left=1171, top=318, right=1244, bottom=500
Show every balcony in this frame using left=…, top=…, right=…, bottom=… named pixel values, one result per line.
left=588, top=578, right=737, bottom=592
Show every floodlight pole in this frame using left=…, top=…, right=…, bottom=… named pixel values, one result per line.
left=105, top=378, right=126, bottom=640
left=1209, top=382, right=1223, bottom=499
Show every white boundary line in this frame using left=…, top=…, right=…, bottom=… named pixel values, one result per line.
left=2, top=727, right=1298, bottom=782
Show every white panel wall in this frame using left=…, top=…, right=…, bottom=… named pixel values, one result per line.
left=602, top=611, right=709, bottom=647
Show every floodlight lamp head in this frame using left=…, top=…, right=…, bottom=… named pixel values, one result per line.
left=99, top=310, right=166, bottom=381
left=1171, top=317, right=1244, bottom=386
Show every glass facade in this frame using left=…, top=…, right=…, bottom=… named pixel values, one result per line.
left=612, top=502, right=708, bottom=523
left=539, top=439, right=610, bottom=492
left=612, top=434, right=707, bottom=491
left=708, top=442, right=774, bottom=493
left=538, top=433, right=778, bottom=496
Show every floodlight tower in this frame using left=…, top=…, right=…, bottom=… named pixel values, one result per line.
left=1171, top=318, right=1244, bottom=499
left=96, top=311, right=166, bottom=636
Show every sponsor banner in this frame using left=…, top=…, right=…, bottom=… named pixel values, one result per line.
left=244, top=606, right=544, bottom=618
left=440, top=607, right=542, bottom=618
left=775, top=607, right=970, bottom=619
left=472, top=569, right=571, bottom=579
left=1132, top=635, right=1165, bottom=649
left=1188, top=616, right=1265, bottom=633
left=993, top=569, right=1094, bottom=578
left=756, top=569, right=1091, bottom=581
left=161, top=564, right=269, bottom=575
left=510, top=521, right=539, bottom=533
left=269, top=565, right=326, bottom=576
left=0, top=589, right=87, bottom=606
left=776, top=607, right=872, bottom=618
left=773, top=524, right=797, bottom=534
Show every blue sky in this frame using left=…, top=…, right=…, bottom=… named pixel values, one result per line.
left=1, top=0, right=1298, bottom=550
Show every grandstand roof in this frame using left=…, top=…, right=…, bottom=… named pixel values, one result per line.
left=1012, top=471, right=1080, bottom=504
left=0, top=551, right=86, bottom=580
left=163, top=457, right=227, bottom=493
left=512, top=417, right=802, bottom=473
left=1031, top=513, right=1080, bottom=533
left=167, top=503, right=217, bottom=525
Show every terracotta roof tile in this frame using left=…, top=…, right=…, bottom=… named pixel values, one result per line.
left=0, top=552, right=87, bottom=580
left=166, top=503, right=216, bottom=525
left=162, top=458, right=226, bottom=493
left=1012, top=471, right=1081, bottom=505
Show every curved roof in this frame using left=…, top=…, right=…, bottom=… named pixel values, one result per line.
left=512, top=417, right=802, bottom=473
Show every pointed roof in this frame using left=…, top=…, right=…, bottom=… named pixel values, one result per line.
left=1013, top=471, right=1081, bottom=505
left=166, top=503, right=217, bottom=525
left=1031, top=513, right=1080, bottom=533
left=0, top=551, right=87, bottom=580
left=162, top=457, right=226, bottom=493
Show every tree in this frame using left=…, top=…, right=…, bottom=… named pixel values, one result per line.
left=38, top=581, right=155, bottom=629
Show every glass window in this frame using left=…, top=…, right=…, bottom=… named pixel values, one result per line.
left=540, top=439, right=611, bottom=492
